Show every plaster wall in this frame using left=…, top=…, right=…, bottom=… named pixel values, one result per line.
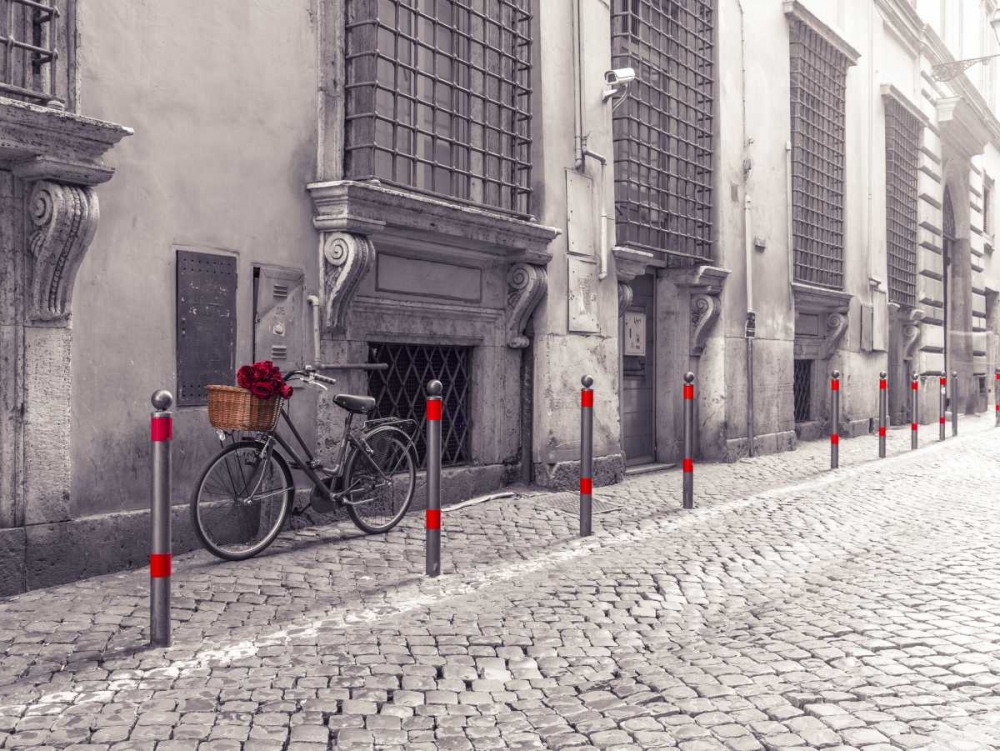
left=69, top=0, right=319, bottom=517
left=531, top=0, right=624, bottom=487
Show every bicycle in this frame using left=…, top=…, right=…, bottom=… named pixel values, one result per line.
left=190, top=365, right=418, bottom=561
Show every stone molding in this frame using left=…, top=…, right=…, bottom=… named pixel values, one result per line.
left=880, top=84, right=929, bottom=127
left=672, top=265, right=730, bottom=296
left=690, top=294, right=722, bottom=358
left=0, top=97, right=132, bottom=186
left=612, top=246, right=659, bottom=282
left=821, top=312, right=850, bottom=359
left=937, top=96, right=992, bottom=159
left=617, top=282, right=634, bottom=318
left=506, top=263, right=547, bottom=349
left=307, top=180, right=558, bottom=266
left=26, top=181, right=99, bottom=323
left=321, top=232, right=375, bottom=336
left=903, top=308, right=925, bottom=360
left=783, top=1, right=861, bottom=65
left=673, top=266, right=730, bottom=358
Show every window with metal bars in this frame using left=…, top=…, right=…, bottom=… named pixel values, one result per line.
left=884, top=97, right=921, bottom=309
left=366, top=342, right=472, bottom=467
left=789, top=20, right=849, bottom=289
left=0, top=0, right=61, bottom=105
left=793, top=359, right=812, bottom=423
left=611, top=0, right=714, bottom=263
left=344, top=0, right=533, bottom=217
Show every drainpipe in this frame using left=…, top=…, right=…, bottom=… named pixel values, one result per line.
left=738, top=0, right=755, bottom=456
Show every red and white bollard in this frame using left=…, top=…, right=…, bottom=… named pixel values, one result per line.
left=910, top=373, right=919, bottom=450
left=878, top=372, right=887, bottom=459
left=150, top=390, right=173, bottom=648
left=682, top=372, right=694, bottom=509
left=425, top=380, right=443, bottom=577
left=580, top=375, right=594, bottom=537
left=939, top=375, right=947, bottom=442
left=830, top=371, right=840, bottom=470
left=995, top=369, right=999, bottom=427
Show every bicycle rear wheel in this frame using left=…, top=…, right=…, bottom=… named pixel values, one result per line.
left=191, top=440, right=294, bottom=560
left=345, top=426, right=416, bottom=534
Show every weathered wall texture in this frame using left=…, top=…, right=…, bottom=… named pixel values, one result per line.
left=70, top=0, right=320, bottom=517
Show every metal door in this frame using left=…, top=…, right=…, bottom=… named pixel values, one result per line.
left=621, top=274, right=656, bottom=466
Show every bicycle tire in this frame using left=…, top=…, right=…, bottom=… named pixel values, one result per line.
left=190, top=439, right=294, bottom=561
left=345, top=425, right=417, bottom=534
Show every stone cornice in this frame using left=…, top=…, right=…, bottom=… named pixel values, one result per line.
left=672, top=265, right=731, bottom=296
left=0, top=97, right=133, bottom=185
left=792, top=281, right=852, bottom=313
left=612, top=246, right=660, bottom=282
left=881, top=84, right=929, bottom=126
left=937, top=96, right=992, bottom=159
left=921, top=27, right=1000, bottom=148
left=783, top=1, right=861, bottom=65
left=307, top=180, right=559, bottom=266
left=874, top=0, right=924, bottom=57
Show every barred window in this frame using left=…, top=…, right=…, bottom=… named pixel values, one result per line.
left=0, top=0, right=61, bottom=105
left=789, top=20, right=850, bottom=289
left=367, top=342, right=471, bottom=467
left=344, top=0, right=532, bottom=217
left=611, top=0, right=714, bottom=263
left=884, top=97, right=921, bottom=309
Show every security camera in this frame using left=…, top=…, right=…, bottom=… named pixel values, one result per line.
left=604, top=68, right=636, bottom=85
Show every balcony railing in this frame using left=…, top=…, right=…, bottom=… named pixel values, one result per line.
left=0, top=0, right=61, bottom=107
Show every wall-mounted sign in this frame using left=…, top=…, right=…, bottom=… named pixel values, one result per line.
left=624, top=311, right=646, bottom=356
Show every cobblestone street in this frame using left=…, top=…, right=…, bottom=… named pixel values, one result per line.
left=3, top=418, right=1000, bottom=750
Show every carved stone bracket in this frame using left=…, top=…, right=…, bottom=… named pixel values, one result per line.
left=506, top=263, right=547, bottom=348
left=321, top=232, right=375, bottom=335
left=690, top=294, right=722, bottom=357
left=617, top=282, right=634, bottom=318
left=26, top=181, right=99, bottom=323
left=903, top=308, right=925, bottom=360
left=821, top=312, right=850, bottom=359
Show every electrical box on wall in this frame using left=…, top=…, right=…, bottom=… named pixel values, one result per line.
left=176, top=249, right=237, bottom=407
left=253, top=266, right=306, bottom=370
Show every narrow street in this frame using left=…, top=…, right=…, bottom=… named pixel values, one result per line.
left=3, top=419, right=1000, bottom=750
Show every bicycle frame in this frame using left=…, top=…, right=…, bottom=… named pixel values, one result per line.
left=260, top=406, right=415, bottom=507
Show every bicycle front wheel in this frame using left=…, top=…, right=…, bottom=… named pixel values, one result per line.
left=191, top=440, right=294, bottom=561
left=345, top=426, right=416, bottom=534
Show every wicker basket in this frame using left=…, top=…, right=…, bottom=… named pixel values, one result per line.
left=207, top=385, right=282, bottom=432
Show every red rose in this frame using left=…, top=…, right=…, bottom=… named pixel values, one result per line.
left=237, top=365, right=253, bottom=390
left=280, top=383, right=293, bottom=399
left=252, top=361, right=273, bottom=381
left=250, top=381, right=275, bottom=400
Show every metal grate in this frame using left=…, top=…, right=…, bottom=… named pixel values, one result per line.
left=0, top=0, right=60, bottom=104
left=789, top=19, right=849, bottom=289
left=344, top=0, right=533, bottom=217
left=367, top=342, right=472, bottom=467
left=884, top=97, right=921, bottom=309
left=611, top=0, right=714, bottom=263
left=793, top=359, right=812, bottom=423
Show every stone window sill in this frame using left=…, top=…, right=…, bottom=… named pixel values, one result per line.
left=307, top=180, right=559, bottom=266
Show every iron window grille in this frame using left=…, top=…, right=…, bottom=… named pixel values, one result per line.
left=367, top=342, right=472, bottom=467
left=0, top=0, right=60, bottom=105
left=789, top=19, right=849, bottom=289
left=611, top=0, right=715, bottom=264
left=344, top=0, right=533, bottom=217
left=793, top=359, right=812, bottom=423
left=884, top=97, right=921, bottom=309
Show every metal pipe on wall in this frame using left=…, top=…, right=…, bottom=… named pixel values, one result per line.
left=738, top=0, right=755, bottom=456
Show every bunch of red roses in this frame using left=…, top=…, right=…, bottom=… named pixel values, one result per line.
left=237, top=360, right=294, bottom=400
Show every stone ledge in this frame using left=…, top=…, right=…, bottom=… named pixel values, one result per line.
left=308, top=180, right=559, bottom=266
left=725, top=431, right=797, bottom=462
left=0, top=97, right=132, bottom=186
left=533, top=454, right=626, bottom=492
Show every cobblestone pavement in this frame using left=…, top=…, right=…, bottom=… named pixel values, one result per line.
left=2, top=417, right=1000, bottom=750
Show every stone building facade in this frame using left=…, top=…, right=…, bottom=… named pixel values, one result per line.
left=1, top=0, right=999, bottom=594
